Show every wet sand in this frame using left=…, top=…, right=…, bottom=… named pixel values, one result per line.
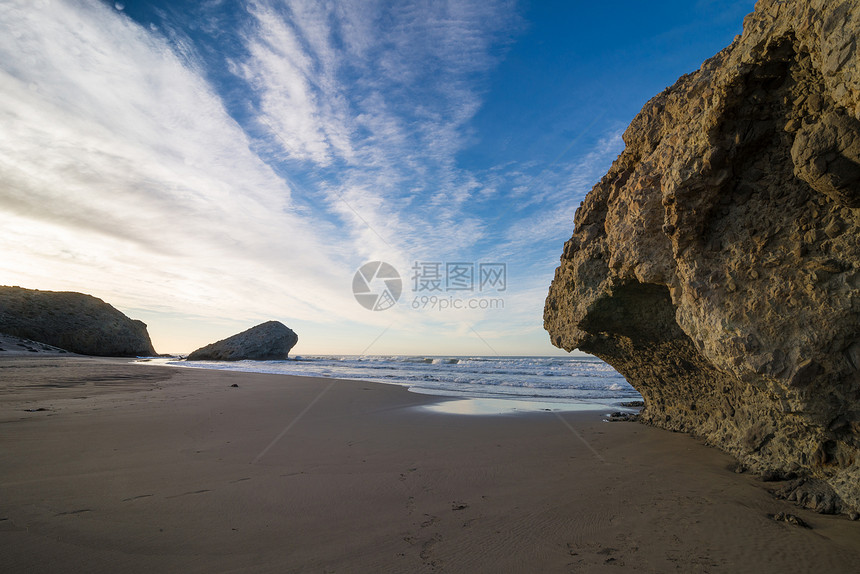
left=1, top=356, right=858, bottom=573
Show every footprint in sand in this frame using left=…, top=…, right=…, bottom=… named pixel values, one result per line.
left=399, top=467, right=418, bottom=481
left=567, top=543, right=626, bottom=567
left=420, top=534, right=443, bottom=568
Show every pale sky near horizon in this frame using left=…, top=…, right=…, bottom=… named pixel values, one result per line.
left=0, top=0, right=756, bottom=356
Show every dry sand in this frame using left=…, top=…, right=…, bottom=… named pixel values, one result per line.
left=1, top=357, right=858, bottom=573
left=0, top=333, right=73, bottom=356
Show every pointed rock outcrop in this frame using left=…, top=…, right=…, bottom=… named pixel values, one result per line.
left=187, top=321, right=298, bottom=361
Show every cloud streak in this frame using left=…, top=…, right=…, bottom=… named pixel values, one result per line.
left=233, top=0, right=522, bottom=261
left=0, top=1, right=350, bottom=317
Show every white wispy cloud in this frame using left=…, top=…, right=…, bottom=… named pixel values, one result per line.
left=0, top=0, right=355, bottom=326
left=482, top=128, right=625, bottom=265
left=236, top=0, right=519, bottom=261
left=239, top=0, right=352, bottom=165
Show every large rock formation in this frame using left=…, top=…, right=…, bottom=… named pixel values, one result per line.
left=187, top=321, right=298, bottom=361
left=545, top=0, right=860, bottom=514
left=0, top=286, right=157, bottom=357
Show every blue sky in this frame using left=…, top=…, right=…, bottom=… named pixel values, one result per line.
left=0, top=0, right=755, bottom=355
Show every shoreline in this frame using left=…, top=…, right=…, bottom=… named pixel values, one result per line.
left=136, top=354, right=640, bottom=411
left=1, top=356, right=858, bottom=572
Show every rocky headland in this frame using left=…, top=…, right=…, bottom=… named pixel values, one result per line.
left=545, top=0, right=860, bottom=514
left=186, top=321, right=298, bottom=361
left=0, top=286, right=156, bottom=357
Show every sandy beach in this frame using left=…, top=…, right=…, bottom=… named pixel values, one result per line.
left=1, top=357, right=858, bottom=573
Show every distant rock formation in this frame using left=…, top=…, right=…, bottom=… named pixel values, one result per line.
left=0, top=286, right=157, bottom=357
left=186, top=321, right=298, bottom=361
left=545, top=0, right=860, bottom=514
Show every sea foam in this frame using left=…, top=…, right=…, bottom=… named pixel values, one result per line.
left=153, top=354, right=640, bottom=406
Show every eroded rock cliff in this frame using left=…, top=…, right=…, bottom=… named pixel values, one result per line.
left=545, top=0, right=860, bottom=514
left=0, top=286, right=157, bottom=357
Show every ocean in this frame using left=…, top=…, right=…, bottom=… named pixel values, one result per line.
left=145, top=355, right=641, bottom=413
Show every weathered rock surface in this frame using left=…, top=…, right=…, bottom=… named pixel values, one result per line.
left=186, top=321, right=298, bottom=361
left=545, top=0, right=860, bottom=514
left=0, top=286, right=157, bottom=357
